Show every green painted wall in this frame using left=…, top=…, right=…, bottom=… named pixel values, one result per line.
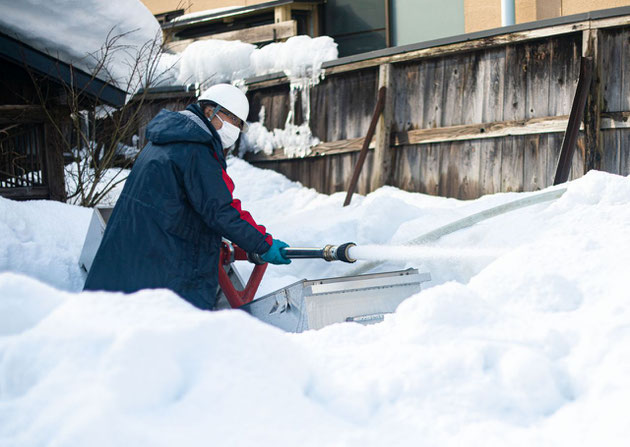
left=324, top=0, right=386, bottom=57
left=390, top=0, right=465, bottom=47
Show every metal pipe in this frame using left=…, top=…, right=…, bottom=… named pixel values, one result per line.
left=249, top=242, right=357, bottom=264
left=282, top=247, right=326, bottom=259
left=501, top=0, right=515, bottom=26
left=385, top=0, right=391, bottom=48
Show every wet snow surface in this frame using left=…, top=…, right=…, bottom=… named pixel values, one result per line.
left=2, top=159, right=630, bottom=446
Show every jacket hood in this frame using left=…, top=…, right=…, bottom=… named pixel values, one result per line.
left=146, top=104, right=221, bottom=147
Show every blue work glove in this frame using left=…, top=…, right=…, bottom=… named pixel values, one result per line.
left=261, top=239, right=291, bottom=265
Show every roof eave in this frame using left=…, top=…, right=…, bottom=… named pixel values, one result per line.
left=162, top=0, right=323, bottom=30
left=0, top=31, right=127, bottom=108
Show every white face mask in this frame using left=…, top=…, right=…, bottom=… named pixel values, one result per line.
left=216, top=116, right=241, bottom=148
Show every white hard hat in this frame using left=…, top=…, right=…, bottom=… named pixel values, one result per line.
left=198, top=84, right=249, bottom=131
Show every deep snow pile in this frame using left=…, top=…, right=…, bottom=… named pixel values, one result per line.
left=0, top=0, right=161, bottom=87
left=2, top=161, right=630, bottom=446
left=0, top=198, right=91, bottom=292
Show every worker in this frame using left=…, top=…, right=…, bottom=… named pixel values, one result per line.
left=84, top=83, right=290, bottom=310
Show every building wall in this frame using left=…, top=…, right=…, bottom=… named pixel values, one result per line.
left=323, top=0, right=386, bottom=57
left=142, top=0, right=268, bottom=15
left=563, top=0, right=630, bottom=15
left=465, top=0, right=630, bottom=33
left=464, top=0, right=501, bottom=33
left=390, top=0, right=465, bottom=47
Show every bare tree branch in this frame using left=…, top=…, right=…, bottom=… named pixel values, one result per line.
left=24, top=27, right=171, bottom=207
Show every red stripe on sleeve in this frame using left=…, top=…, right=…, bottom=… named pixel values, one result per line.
left=221, top=169, right=271, bottom=241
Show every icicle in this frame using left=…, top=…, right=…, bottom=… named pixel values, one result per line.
left=238, top=36, right=337, bottom=158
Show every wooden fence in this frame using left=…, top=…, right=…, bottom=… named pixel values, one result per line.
left=240, top=8, right=630, bottom=200
left=0, top=105, right=67, bottom=201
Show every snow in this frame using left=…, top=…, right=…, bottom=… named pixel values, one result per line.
left=174, top=35, right=337, bottom=88
left=164, top=32, right=337, bottom=157
left=176, top=39, right=257, bottom=86
left=2, top=162, right=630, bottom=446
left=0, top=197, right=91, bottom=292
left=240, top=107, right=320, bottom=158
left=171, top=6, right=244, bottom=23
left=0, top=0, right=162, bottom=88
left=171, top=34, right=336, bottom=157
left=64, top=164, right=131, bottom=207
left=250, top=35, right=338, bottom=82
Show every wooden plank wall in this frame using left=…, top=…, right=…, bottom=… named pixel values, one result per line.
left=600, top=27, right=630, bottom=176
left=249, top=84, right=291, bottom=129
left=389, top=33, right=583, bottom=197
left=246, top=69, right=379, bottom=195
left=134, top=95, right=196, bottom=149
left=0, top=63, right=69, bottom=201
left=239, top=22, right=630, bottom=199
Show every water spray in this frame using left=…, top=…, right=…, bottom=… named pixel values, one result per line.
left=347, top=244, right=504, bottom=262
left=248, top=241, right=502, bottom=265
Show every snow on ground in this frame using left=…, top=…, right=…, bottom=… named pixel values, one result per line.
left=0, top=0, right=161, bottom=87
left=65, top=163, right=131, bottom=207
left=0, top=198, right=91, bottom=292
left=2, top=160, right=630, bottom=446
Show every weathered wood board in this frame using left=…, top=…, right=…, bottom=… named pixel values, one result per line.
left=255, top=151, right=375, bottom=196
left=248, top=84, right=291, bottom=130
left=308, top=68, right=379, bottom=142
left=386, top=131, right=583, bottom=199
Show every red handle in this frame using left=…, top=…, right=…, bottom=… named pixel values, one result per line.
left=218, top=242, right=267, bottom=308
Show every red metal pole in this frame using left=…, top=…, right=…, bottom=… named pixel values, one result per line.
left=218, top=242, right=268, bottom=308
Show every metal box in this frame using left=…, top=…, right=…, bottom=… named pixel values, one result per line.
left=79, top=206, right=113, bottom=273
left=240, top=268, right=431, bottom=333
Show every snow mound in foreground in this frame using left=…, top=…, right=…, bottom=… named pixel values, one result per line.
left=0, top=197, right=91, bottom=292
left=0, top=273, right=333, bottom=446
left=2, top=167, right=630, bottom=445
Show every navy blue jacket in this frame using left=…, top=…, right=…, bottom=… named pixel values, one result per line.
left=84, top=104, right=272, bottom=309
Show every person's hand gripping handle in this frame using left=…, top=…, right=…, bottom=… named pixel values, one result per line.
left=260, top=239, right=292, bottom=265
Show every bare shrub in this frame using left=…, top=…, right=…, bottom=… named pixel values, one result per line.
left=29, top=29, right=175, bottom=207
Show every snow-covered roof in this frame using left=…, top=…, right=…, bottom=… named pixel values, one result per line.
left=0, top=0, right=162, bottom=90
left=170, top=6, right=243, bottom=23
left=163, top=0, right=324, bottom=28
left=0, top=31, right=126, bottom=107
